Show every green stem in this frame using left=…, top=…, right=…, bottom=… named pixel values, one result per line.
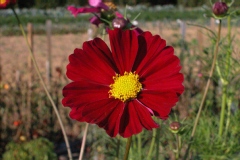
left=191, top=20, right=222, bottom=139
left=102, top=26, right=106, bottom=41
left=123, top=137, right=132, bottom=160
left=219, top=86, right=227, bottom=136
left=226, top=16, right=232, bottom=77
left=147, top=129, right=157, bottom=160
left=224, top=96, right=232, bottom=138
left=11, top=7, right=73, bottom=160
left=115, top=136, right=121, bottom=160
left=183, top=20, right=222, bottom=160
left=215, top=60, right=224, bottom=82
left=175, top=134, right=181, bottom=160
left=219, top=16, right=232, bottom=136
left=155, top=128, right=160, bottom=160
left=137, top=133, right=142, bottom=160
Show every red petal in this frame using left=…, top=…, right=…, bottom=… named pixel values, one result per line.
left=133, top=31, right=166, bottom=72
left=138, top=47, right=180, bottom=78
left=138, top=92, right=179, bottom=119
left=142, top=73, right=184, bottom=95
left=119, top=100, right=158, bottom=137
left=119, top=102, right=142, bottom=137
left=66, top=38, right=116, bottom=84
left=69, top=107, right=85, bottom=121
left=82, top=99, right=124, bottom=137
left=62, top=80, right=109, bottom=108
left=108, top=29, right=138, bottom=74
left=134, top=100, right=159, bottom=130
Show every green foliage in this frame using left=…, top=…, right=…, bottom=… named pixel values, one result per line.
left=177, top=0, right=209, bottom=7
left=0, top=8, right=207, bottom=36
left=191, top=111, right=240, bottom=159
left=3, top=138, right=57, bottom=160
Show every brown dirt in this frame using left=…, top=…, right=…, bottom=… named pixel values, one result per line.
left=0, top=22, right=239, bottom=89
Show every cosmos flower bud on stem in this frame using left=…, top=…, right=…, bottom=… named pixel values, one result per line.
left=212, top=2, right=228, bottom=16
left=169, top=121, right=181, bottom=134
left=112, top=17, right=128, bottom=29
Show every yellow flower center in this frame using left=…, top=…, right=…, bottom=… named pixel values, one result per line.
left=109, top=72, right=142, bottom=102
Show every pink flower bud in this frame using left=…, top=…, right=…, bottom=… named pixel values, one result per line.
left=112, top=17, right=128, bottom=29
left=169, top=121, right=181, bottom=133
left=212, top=2, right=228, bottom=16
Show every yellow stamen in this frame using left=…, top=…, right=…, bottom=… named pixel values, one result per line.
left=109, top=72, right=142, bottom=102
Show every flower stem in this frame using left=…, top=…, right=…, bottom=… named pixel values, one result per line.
left=79, top=123, right=89, bottom=160
left=137, top=132, right=142, bottom=160
left=155, top=128, right=160, bottom=160
left=183, top=20, right=222, bottom=159
left=175, top=134, right=181, bottom=160
left=11, top=7, right=73, bottom=160
left=115, top=136, right=121, bottom=160
left=225, top=16, right=232, bottom=77
left=147, top=129, right=157, bottom=160
left=219, top=86, right=227, bottom=136
left=219, top=16, right=232, bottom=136
left=224, top=96, right=232, bottom=138
left=123, top=137, right=132, bottom=160
left=191, top=19, right=222, bottom=140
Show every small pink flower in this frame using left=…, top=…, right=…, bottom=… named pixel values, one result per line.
left=89, top=16, right=102, bottom=26
left=89, top=0, right=108, bottom=10
left=67, top=0, right=143, bottom=34
left=67, top=6, right=100, bottom=17
left=67, top=0, right=110, bottom=25
left=197, top=73, right=203, bottom=78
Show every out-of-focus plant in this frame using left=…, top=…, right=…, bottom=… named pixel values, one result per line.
left=2, top=138, right=57, bottom=160
left=182, top=0, right=240, bottom=159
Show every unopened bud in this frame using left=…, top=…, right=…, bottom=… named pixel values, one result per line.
left=112, top=17, right=128, bottom=29
left=169, top=121, right=181, bottom=133
left=212, top=2, right=228, bottom=16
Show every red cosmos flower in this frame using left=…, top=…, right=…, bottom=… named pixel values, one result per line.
left=62, top=29, right=184, bottom=138
left=0, top=0, right=16, bottom=9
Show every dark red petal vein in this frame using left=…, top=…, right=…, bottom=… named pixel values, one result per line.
left=66, top=40, right=115, bottom=84
left=119, top=100, right=158, bottom=137
left=62, top=80, right=109, bottom=108
left=142, top=73, right=184, bottom=95
left=134, top=100, right=159, bottom=130
left=109, top=29, right=138, bottom=74
left=138, top=92, right=179, bottom=119
left=82, top=99, right=124, bottom=137
left=133, top=31, right=166, bottom=72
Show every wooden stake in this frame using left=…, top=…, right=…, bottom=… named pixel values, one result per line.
left=46, top=20, right=54, bottom=138
left=197, top=29, right=203, bottom=52
left=46, top=20, right=52, bottom=89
